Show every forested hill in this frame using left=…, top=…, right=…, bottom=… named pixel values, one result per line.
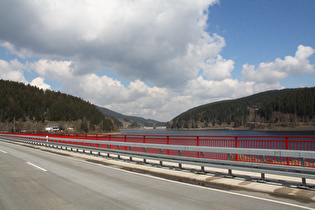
left=0, top=79, right=116, bottom=133
left=167, top=87, right=315, bottom=130
left=97, top=106, right=166, bottom=128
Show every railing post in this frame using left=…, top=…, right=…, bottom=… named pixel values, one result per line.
left=124, top=135, right=127, bottom=150
left=167, top=136, right=170, bottom=155
left=129, top=146, right=132, bottom=161
left=285, top=137, right=290, bottom=165
left=109, top=135, right=111, bottom=149
left=235, top=137, right=238, bottom=161
left=197, top=136, right=200, bottom=158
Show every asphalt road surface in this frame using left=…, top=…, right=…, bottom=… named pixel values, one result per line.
left=0, top=140, right=313, bottom=210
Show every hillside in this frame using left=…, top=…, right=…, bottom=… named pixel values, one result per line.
left=97, top=106, right=166, bottom=128
left=0, top=79, right=117, bottom=133
left=167, top=87, right=315, bottom=130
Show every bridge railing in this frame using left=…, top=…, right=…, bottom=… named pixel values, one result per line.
left=1, top=133, right=315, bottom=168
left=1, top=132, right=315, bottom=185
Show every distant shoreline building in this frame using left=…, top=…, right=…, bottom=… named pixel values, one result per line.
left=44, top=124, right=61, bottom=132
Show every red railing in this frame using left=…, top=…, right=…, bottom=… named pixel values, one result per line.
left=3, top=133, right=315, bottom=167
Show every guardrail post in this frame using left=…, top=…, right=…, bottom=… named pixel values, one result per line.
left=259, top=155, right=266, bottom=182
left=260, top=173, right=265, bottom=182
left=301, top=178, right=307, bottom=187
left=227, top=153, right=233, bottom=177
left=143, top=148, right=146, bottom=163
left=227, top=169, right=233, bottom=177
left=117, top=146, right=120, bottom=159
left=159, top=149, right=163, bottom=166
left=300, top=158, right=307, bottom=187
left=201, top=152, right=205, bottom=172
left=129, top=146, right=132, bottom=161
left=98, top=143, right=101, bottom=156
left=178, top=150, right=182, bottom=169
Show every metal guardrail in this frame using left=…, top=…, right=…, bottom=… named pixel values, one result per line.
left=12, top=133, right=315, bottom=166
left=1, top=133, right=315, bottom=186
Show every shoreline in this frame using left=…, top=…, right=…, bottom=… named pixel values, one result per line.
left=166, top=125, right=315, bottom=132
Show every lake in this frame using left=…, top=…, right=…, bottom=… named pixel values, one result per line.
left=121, top=128, right=315, bottom=137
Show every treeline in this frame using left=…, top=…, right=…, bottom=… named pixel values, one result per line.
left=0, top=79, right=116, bottom=133
left=167, top=87, right=315, bottom=129
left=258, top=87, right=315, bottom=122
left=97, top=106, right=166, bottom=127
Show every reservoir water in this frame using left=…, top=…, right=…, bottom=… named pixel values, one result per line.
left=121, top=129, right=315, bottom=137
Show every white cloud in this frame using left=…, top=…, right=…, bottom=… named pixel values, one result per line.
left=0, top=59, right=27, bottom=83
left=29, top=59, right=73, bottom=80
left=30, top=77, right=51, bottom=90
left=0, top=0, right=221, bottom=88
left=185, top=76, right=281, bottom=101
left=242, top=45, right=315, bottom=84
left=201, top=55, right=235, bottom=80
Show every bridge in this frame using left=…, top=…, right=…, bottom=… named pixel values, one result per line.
left=0, top=133, right=315, bottom=209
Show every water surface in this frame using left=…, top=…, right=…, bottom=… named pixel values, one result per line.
left=121, top=129, right=315, bottom=136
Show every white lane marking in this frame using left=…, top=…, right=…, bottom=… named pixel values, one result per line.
left=26, top=162, right=47, bottom=172
left=0, top=149, right=7, bottom=153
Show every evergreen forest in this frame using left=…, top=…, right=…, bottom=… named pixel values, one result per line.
left=0, top=80, right=116, bottom=133
left=167, top=87, right=315, bottom=130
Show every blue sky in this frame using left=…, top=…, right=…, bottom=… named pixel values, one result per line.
left=0, top=0, right=314, bottom=121
left=207, top=0, right=315, bottom=87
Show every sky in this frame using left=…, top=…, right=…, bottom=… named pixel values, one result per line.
left=0, top=0, right=314, bottom=122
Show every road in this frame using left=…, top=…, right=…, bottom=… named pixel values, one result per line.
left=0, top=140, right=313, bottom=210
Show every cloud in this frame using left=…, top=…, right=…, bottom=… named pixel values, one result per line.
left=242, top=45, right=315, bottom=83
left=184, top=76, right=281, bottom=102
left=201, top=55, right=235, bottom=80
left=30, top=77, right=51, bottom=90
left=0, top=59, right=27, bottom=83
left=28, top=59, right=73, bottom=80
left=0, top=0, right=221, bottom=88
